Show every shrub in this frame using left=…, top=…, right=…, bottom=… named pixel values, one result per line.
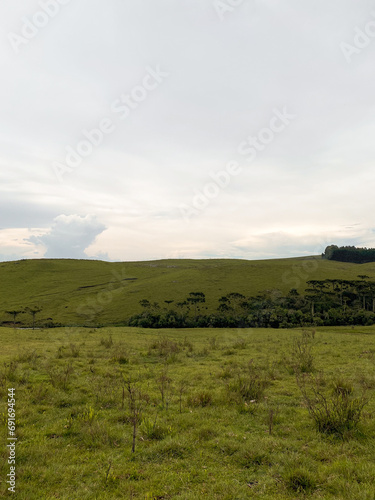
left=297, top=373, right=368, bottom=436
left=288, top=331, right=314, bottom=373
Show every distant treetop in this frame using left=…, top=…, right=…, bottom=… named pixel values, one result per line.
left=323, top=245, right=375, bottom=264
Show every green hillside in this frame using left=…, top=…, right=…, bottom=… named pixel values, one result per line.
left=1, top=256, right=375, bottom=327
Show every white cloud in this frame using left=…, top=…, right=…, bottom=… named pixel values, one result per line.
left=28, top=214, right=106, bottom=259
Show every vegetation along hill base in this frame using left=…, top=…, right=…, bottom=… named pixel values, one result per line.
left=1, top=253, right=375, bottom=328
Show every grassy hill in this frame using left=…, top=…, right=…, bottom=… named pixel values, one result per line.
left=1, top=256, right=375, bottom=327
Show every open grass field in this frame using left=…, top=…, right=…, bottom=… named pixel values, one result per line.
left=1, top=257, right=375, bottom=327
left=1, top=325, right=375, bottom=499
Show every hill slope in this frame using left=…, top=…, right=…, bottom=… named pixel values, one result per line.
left=1, top=256, right=375, bottom=326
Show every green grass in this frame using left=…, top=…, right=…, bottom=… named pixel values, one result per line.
left=1, top=325, right=375, bottom=498
left=2, top=256, right=375, bottom=326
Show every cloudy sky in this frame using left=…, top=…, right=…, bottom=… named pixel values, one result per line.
left=1, top=0, right=375, bottom=262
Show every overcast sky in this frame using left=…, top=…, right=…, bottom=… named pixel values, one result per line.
left=1, top=0, right=375, bottom=262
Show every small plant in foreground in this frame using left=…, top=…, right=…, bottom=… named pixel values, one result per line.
left=45, top=361, right=74, bottom=390
left=297, top=372, right=368, bottom=436
left=124, top=377, right=150, bottom=453
left=177, top=379, right=188, bottom=413
left=266, top=405, right=280, bottom=435
left=111, top=345, right=129, bottom=364
left=283, top=466, right=317, bottom=493
left=227, top=363, right=268, bottom=403
left=140, top=416, right=171, bottom=440
left=290, top=331, right=314, bottom=373
left=148, top=336, right=180, bottom=358
left=157, top=366, right=172, bottom=409
left=187, top=391, right=213, bottom=407
left=77, top=405, right=96, bottom=426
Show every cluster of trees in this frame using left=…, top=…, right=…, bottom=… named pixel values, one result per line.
left=3, top=306, right=43, bottom=329
left=323, top=245, right=375, bottom=263
left=128, top=277, right=375, bottom=328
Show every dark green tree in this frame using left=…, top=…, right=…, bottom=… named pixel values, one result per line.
left=25, top=306, right=42, bottom=330
left=5, top=309, right=23, bottom=329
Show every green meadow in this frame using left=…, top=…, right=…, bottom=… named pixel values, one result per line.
left=1, top=257, right=375, bottom=327
left=1, top=325, right=375, bottom=499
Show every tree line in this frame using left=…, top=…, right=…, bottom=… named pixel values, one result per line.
left=323, top=245, right=375, bottom=264
left=128, top=277, right=375, bottom=328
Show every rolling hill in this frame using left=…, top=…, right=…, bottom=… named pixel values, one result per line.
left=1, top=256, right=375, bottom=327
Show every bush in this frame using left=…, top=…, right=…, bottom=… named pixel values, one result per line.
left=297, top=373, right=368, bottom=436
